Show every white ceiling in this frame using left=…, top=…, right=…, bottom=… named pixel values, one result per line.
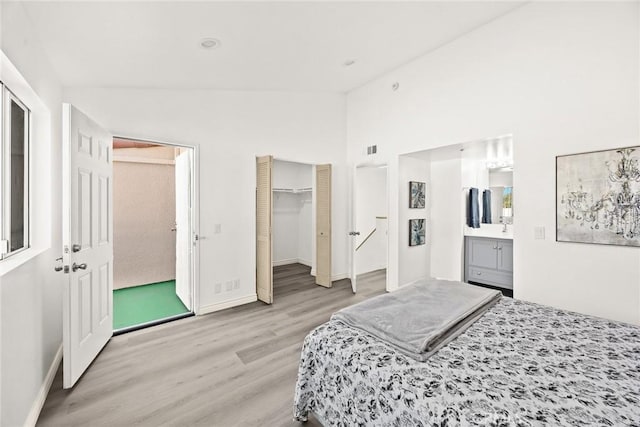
left=22, top=1, right=523, bottom=93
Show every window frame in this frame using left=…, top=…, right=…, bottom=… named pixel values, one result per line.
left=0, top=82, right=31, bottom=259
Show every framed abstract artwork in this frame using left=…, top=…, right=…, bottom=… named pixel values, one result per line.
left=409, top=219, right=425, bottom=246
left=409, top=181, right=425, bottom=208
left=557, top=145, right=640, bottom=246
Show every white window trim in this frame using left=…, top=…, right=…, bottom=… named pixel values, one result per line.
left=1, top=85, right=31, bottom=259
left=0, top=50, right=52, bottom=276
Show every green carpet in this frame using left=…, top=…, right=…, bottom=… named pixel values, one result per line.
left=113, top=280, right=189, bottom=330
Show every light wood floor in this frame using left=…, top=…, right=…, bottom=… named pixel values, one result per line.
left=37, top=264, right=387, bottom=427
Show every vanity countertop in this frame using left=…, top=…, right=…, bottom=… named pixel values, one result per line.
left=464, top=224, right=513, bottom=240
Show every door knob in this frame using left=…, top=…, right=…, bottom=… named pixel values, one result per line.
left=72, top=262, right=87, bottom=272
left=72, top=244, right=82, bottom=253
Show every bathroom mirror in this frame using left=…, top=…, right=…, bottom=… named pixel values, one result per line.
left=489, top=170, right=513, bottom=224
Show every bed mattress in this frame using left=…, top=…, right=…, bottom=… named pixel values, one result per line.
left=294, top=297, right=640, bottom=426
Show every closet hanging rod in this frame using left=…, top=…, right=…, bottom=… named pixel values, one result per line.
left=273, top=187, right=312, bottom=193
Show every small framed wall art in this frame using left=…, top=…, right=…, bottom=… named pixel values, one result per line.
left=409, top=181, right=426, bottom=208
left=409, top=219, right=425, bottom=246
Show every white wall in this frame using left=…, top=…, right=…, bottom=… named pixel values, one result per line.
left=64, top=87, right=348, bottom=312
left=273, top=193, right=300, bottom=264
left=272, top=159, right=312, bottom=189
left=272, top=160, right=313, bottom=266
left=0, top=2, right=64, bottom=426
left=347, top=2, right=640, bottom=324
left=355, top=166, right=387, bottom=275
left=430, top=156, right=464, bottom=281
left=113, top=149, right=177, bottom=289
left=398, top=156, right=430, bottom=286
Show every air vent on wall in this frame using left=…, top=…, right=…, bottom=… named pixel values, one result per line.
left=367, top=145, right=377, bottom=155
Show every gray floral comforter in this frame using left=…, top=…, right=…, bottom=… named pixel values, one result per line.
left=293, top=297, right=640, bottom=426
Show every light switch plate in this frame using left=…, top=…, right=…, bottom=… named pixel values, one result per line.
left=214, top=224, right=222, bottom=234
left=534, top=226, right=545, bottom=240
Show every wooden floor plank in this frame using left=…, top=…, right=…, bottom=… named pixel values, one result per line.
left=37, top=264, right=386, bottom=426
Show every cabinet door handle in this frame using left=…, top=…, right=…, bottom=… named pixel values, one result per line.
left=493, top=245, right=498, bottom=250
left=498, top=246, right=503, bottom=250
left=476, top=272, right=482, bottom=275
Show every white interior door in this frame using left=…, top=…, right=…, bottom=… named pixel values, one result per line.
left=256, top=155, right=273, bottom=303
left=315, top=164, right=332, bottom=288
left=62, top=104, right=113, bottom=388
left=175, top=149, right=192, bottom=310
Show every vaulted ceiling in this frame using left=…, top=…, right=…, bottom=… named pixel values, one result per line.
left=21, top=1, right=523, bottom=93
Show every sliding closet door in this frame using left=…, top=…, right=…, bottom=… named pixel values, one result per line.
left=256, top=155, right=273, bottom=303
left=315, top=164, right=332, bottom=287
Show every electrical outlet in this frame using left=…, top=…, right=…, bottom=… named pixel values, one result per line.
left=225, top=281, right=233, bottom=291
left=233, top=279, right=240, bottom=290
left=214, top=224, right=222, bottom=234
left=534, top=226, right=545, bottom=240
left=214, top=283, right=222, bottom=294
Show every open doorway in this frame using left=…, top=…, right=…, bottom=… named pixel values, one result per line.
left=350, top=164, right=388, bottom=294
left=112, top=137, right=195, bottom=333
left=400, top=135, right=514, bottom=297
left=272, top=159, right=314, bottom=298
left=255, top=155, right=332, bottom=304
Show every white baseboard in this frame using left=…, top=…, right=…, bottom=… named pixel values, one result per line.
left=297, top=258, right=312, bottom=267
left=272, top=258, right=312, bottom=267
left=198, top=294, right=257, bottom=315
left=356, top=266, right=387, bottom=276
left=309, top=270, right=348, bottom=282
left=25, top=344, right=62, bottom=427
left=272, top=258, right=297, bottom=267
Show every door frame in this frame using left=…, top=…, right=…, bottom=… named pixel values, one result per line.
left=114, top=135, right=201, bottom=315
left=350, top=161, right=390, bottom=293
left=256, top=156, right=323, bottom=300
left=272, top=156, right=317, bottom=277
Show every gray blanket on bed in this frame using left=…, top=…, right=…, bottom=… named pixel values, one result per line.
left=331, top=279, right=501, bottom=361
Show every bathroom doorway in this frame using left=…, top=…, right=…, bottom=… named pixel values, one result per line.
left=401, top=135, right=514, bottom=297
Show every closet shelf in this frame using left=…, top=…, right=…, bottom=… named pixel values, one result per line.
left=273, top=187, right=312, bottom=194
